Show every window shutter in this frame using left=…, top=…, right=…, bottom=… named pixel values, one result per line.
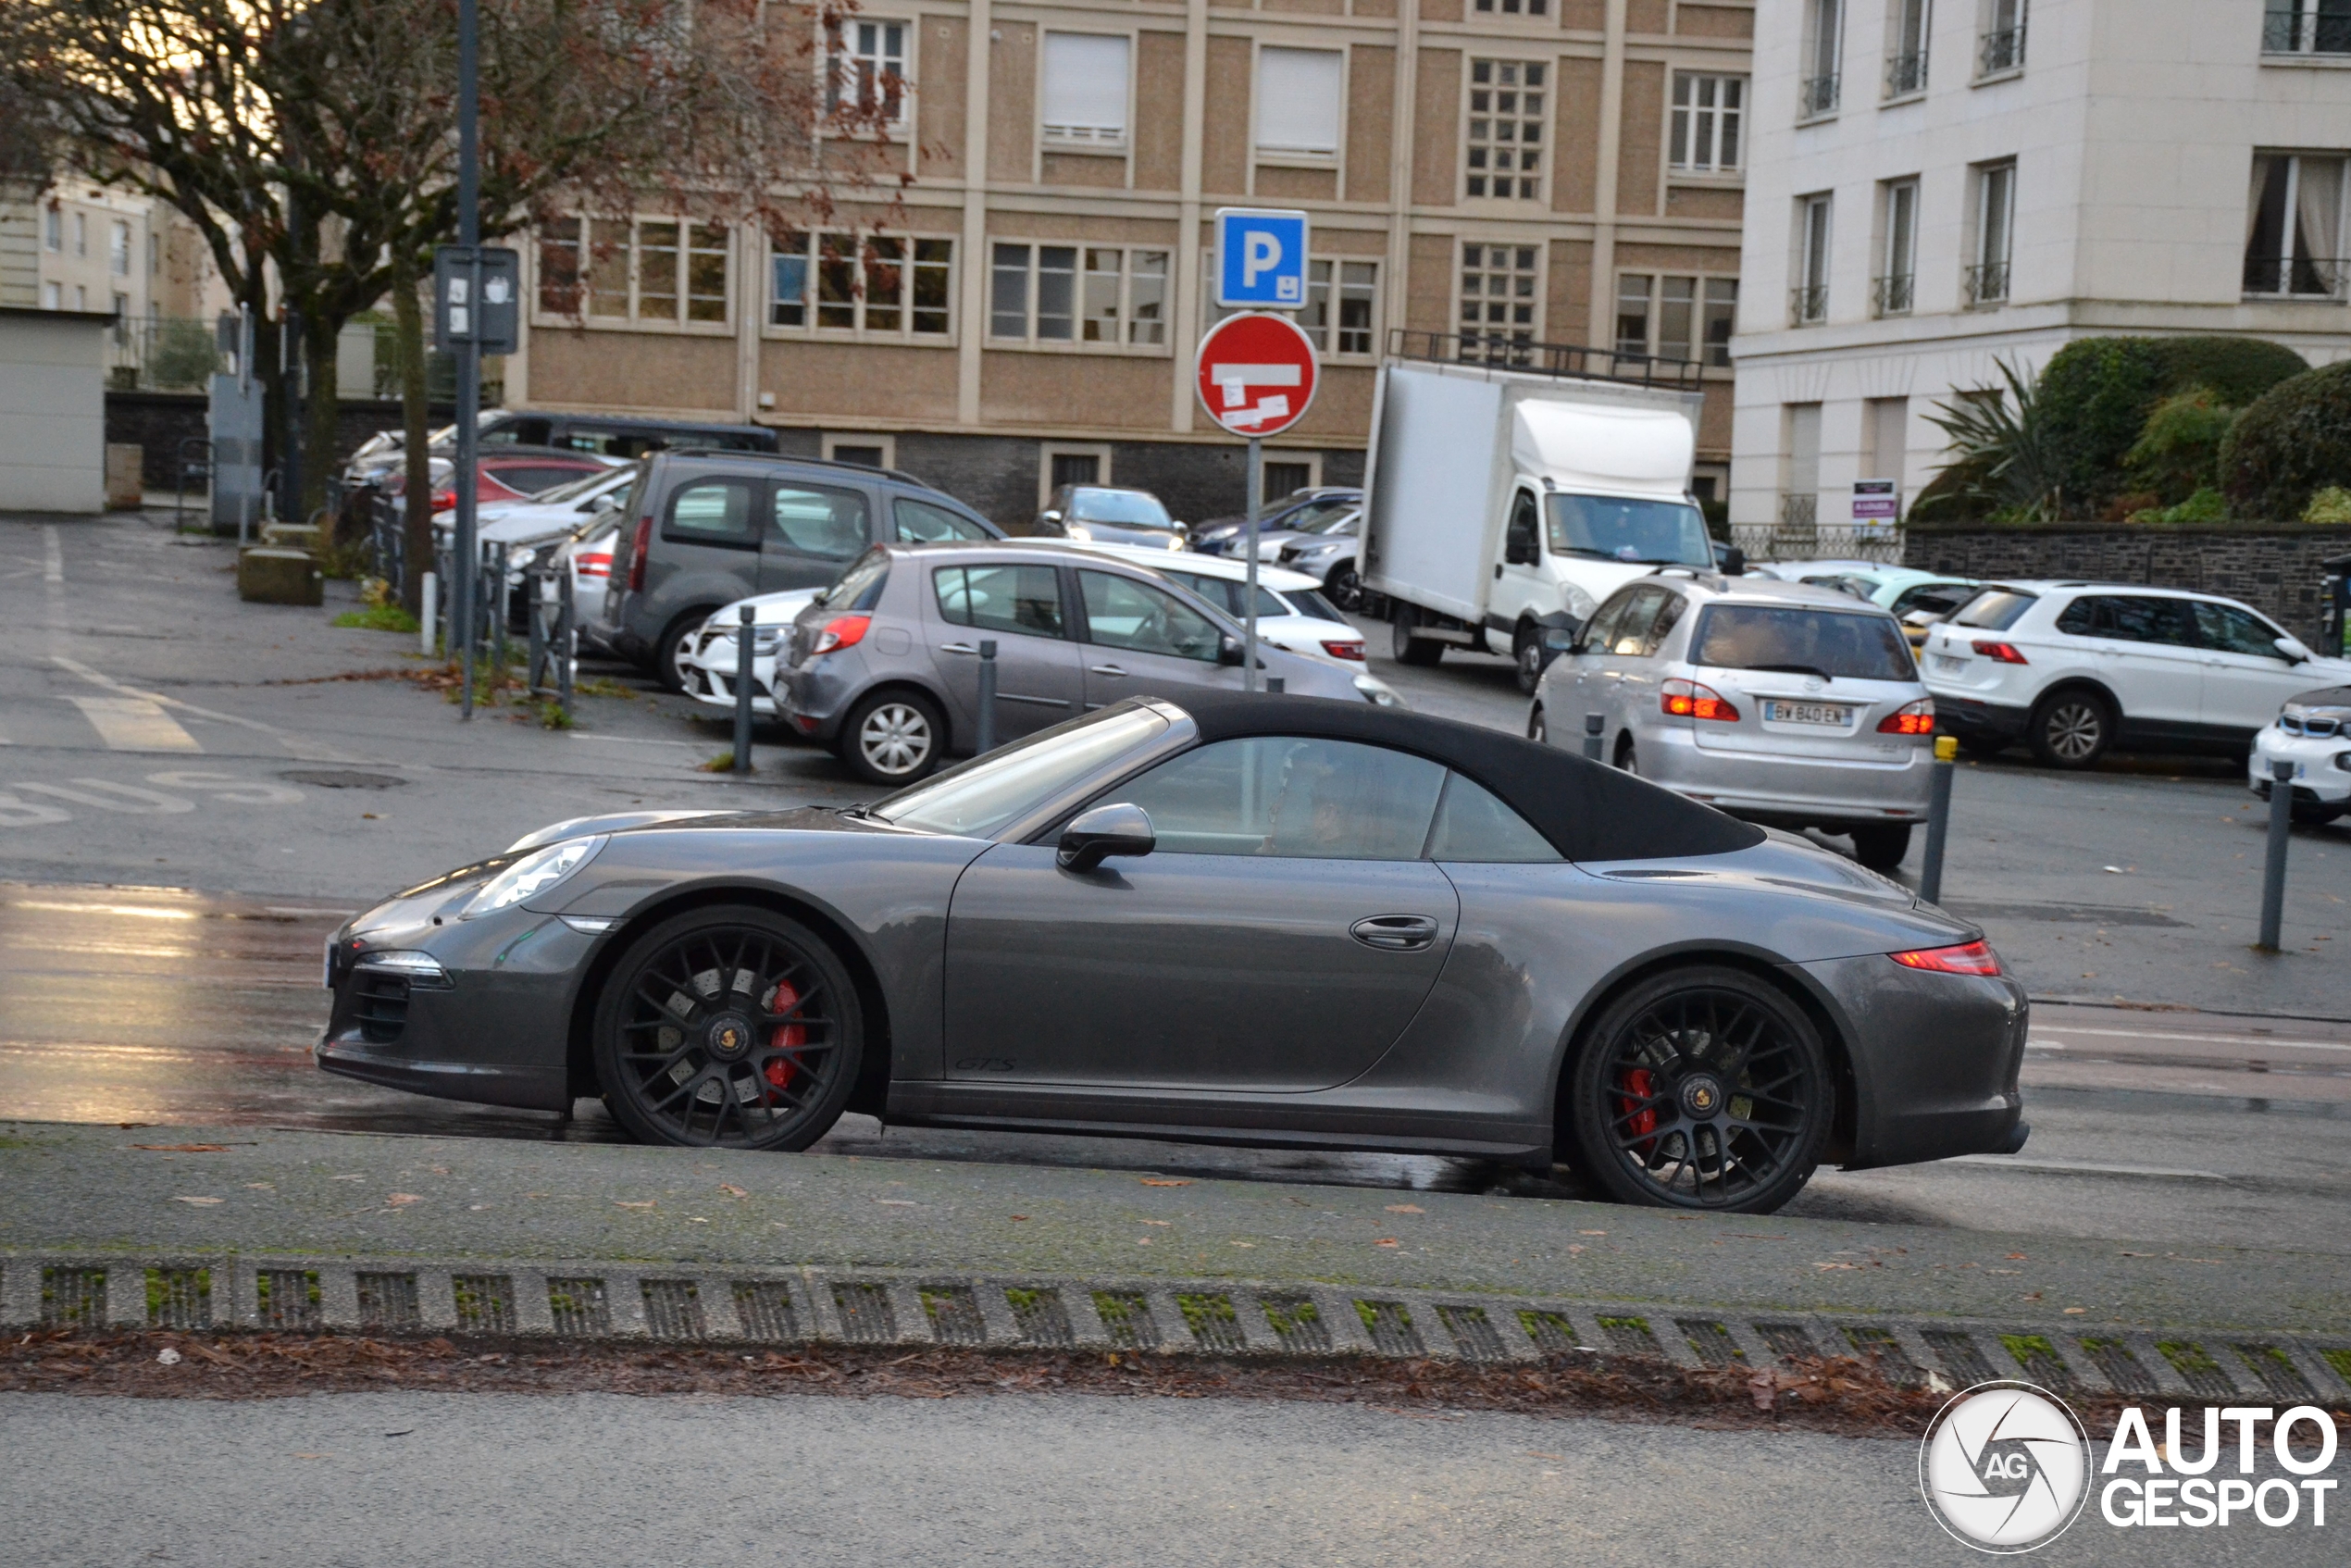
left=1255, top=48, right=1343, bottom=154
left=1040, top=33, right=1132, bottom=142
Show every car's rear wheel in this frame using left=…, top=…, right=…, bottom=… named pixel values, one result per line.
left=653, top=612, right=711, bottom=696
left=839, top=688, right=946, bottom=786
left=1325, top=564, right=1364, bottom=612
left=592, top=905, right=861, bottom=1151
left=1390, top=606, right=1444, bottom=666
left=2028, top=689, right=2115, bottom=769
left=1849, top=823, right=1912, bottom=871
left=1564, top=967, right=1829, bottom=1213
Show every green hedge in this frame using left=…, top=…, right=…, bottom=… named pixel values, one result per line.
left=2219, top=360, right=2351, bottom=522
left=2034, top=336, right=2309, bottom=513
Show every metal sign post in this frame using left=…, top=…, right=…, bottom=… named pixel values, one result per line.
left=1193, top=308, right=1319, bottom=694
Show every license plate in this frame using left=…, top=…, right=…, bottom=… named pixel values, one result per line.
left=1931, top=653, right=1966, bottom=673
left=1764, top=701, right=1852, bottom=727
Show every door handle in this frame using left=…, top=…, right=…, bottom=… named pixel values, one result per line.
left=1350, top=914, right=1440, bottom=952
left=1494, top=563, right=1504, bottom=579
left=941, top=642, right=978, bottom=655
left=1089, top=664, right=1128, bottom=678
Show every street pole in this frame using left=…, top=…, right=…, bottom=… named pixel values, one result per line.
left=976, top=640, right=999, bottom=753
left=1920, top=735, right=1958, bottom=905
left=1244, top=435, right=1262, bottom=693
left=454, top=0, right=481, bottom=721
left=2258, top=759, right=2295, bottom=952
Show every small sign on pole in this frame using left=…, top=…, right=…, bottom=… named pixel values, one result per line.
left=1852, top=478, right=1900, bottom=536
left=432, top=245, right=521, bottom=355
left=1196, top=311, right=1320, bottom=694
left=1213, top=208, right=1311, bottom=309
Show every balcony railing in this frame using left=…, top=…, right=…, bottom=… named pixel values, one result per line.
left=1798, top=74, right=1841, bottom=118
left=1789, top=284, right=1828, bottom=326
left=1963, top=261, right=2011, bottom=306
left=2263, top=6, right=2351, bottom=54
left=1777, top=493, right=1820, bottom=529
left=1872, top=273, right=1915, bottom=316
left=1387, top=329, right=1704, bottom=390
left=2243, top=255, right=2351, bottom=298
left=1978, top=25, right=2027, bottom=76
left=1885, top=51, right=1929, bottom=98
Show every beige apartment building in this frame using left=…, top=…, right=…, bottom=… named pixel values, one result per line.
left=513, top=0, right=1754, bottom=527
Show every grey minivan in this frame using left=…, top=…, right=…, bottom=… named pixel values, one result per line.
left=599, top=452, right=1001, bottom=690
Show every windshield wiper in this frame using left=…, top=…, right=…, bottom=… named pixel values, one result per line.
left=1744, top=663, right=1835, bottom=681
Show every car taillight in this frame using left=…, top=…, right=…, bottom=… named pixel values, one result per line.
left=1890, top=940, right=2003, bottom=977
left=430, top=489, right=455, bottom=512
left=1662, top=678, right=1739, bottom=722
left=1321, top=639, right=1365, bottom=662
left=808, top=614, right=870, bottom=655
left=1972, top=640, right=2028, bottom=665
left=1877, top=699, right=1935, bottom=735
left=578, top=553, right=610, bottom=579
left=626, top=516, right=653, bottom=592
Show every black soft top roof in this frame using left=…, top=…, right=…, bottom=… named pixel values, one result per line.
left=1166, top=691, right=1764, bottom=861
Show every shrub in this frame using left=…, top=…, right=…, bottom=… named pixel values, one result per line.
left=2305, top=485, right=2351, bottom=524
left=2150, top=336, right=2308, bottom=407
left=2218, top=360, right=2351, bottom=520
left=2130, top=487, right=2229, bottom=524
left=2036, top=338, right=2166, bottom=511
left=1924, top=360, right=2071, bottom=521
left=2124, top=390, right=2238, bottom=506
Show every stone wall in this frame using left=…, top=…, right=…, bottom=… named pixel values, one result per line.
left=1903, top=522, right=2351, bottom=648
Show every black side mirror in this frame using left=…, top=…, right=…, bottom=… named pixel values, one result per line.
left=1057, top=803, right=1155, bottom=873
left=1722, top=547, right=1747, bottom=576
left=1218, top=634, right=1247, bottom=666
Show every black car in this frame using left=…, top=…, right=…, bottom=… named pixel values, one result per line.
left=1194, top=488, right=1362, bottom=557
left=319, top=692, right=2030, bottom=1215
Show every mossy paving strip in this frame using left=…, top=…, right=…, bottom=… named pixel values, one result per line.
left=1440, top=1304, right=1507, bottom=1362
left=641, top=1279, right=706, bottom=1340
left=1923, top=1329, right=1996, bottom=1386
left=1260, top=1296, right=1330, bottom=1355
left=40, top=1267, right=105, bottom=1329
left=1357, top=1300, right=1423, bottom=1357
left=1596, top=1315, right=1661, bottom=1359
left=1091, top=1291, right=1158, bottom=1350
left=1999, top=1334, right=2072, bottom=1388
left=1002, top=1288, right=1073, bottom=1347
left=546, top=1278, right=611, bottom=1337
left=355, top=1272, right=419, bottom=1331
left=2231, top=1342, right=2312, bottom=1399
left=2077, top=1338, right=2156, bottom=1395
left=1677, top=1319, right=1743, bottom=1368
left=731, top=1281, right=799, bottom=1343
left=921, top=1286, right=987, bottom=1346
left=256, top=1270, right=321, bottom=1331
left=1518, top=1311, right=1581, bottom=1353
left=452, top=1275, right=516, bottom=1335
left=1176, top=1293, right=1246, bottom=1352
left=831, top=1282, right=896, bottom=1344
left=2157, top=1339, right=2237, bottom=1400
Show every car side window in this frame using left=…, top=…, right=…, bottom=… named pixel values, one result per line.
left=2100, top=596, right=2200, bottom=646
left=894, top=497, right=991, bottom=543
left=770, top=483, right=872, bottom=560
left=1607, top=588, right=1669, bottom=656
left=1424, top=773, right=1562, bottom=862
left=662, top=478, right=757, bottom=547
left=1504, top=491, right=1540, bottom=566
left=1112, top=738, right=1448, bottom=860
left=2194, top=601, right=2286, bottom=658
left=1078, top=570, right=1223, bottom=662
left=1580, top=591, right=1637, bottom=653
left=932, top=565, right=1066, bottom=639
left=1636, top=591, right=1686, bottom=656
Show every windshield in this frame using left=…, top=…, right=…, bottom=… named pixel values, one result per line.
left=533, top=467, right=628, bottom=505
left=1546, top=495, right=1713, bottom=567
left=1952, top=589, right=2039, bottom=631
left=872, top=705, right=1171, bottom=838
left=1068, top=489, right=1176, bottom=529
left=1693, top=605, right=1918, bottom=682
left=1294, top=507, right=1360, bottom=537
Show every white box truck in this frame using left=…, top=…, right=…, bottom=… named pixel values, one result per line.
left=1359, top=355, right=1728, bottom=693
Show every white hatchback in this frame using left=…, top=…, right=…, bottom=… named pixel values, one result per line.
left=2249, top=684, right=2351, bottom=824
left=1920, top=582, right=2351, bottom=768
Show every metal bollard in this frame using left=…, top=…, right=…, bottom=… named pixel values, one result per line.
left=419, top=570, right=438, bottom=655
left=1582, top=713, right=1605, bottom=763
left=1919, top=735, right=1958, bottom=904
left=976, top=640, right=999, bottom=753
left=2258, top=759, right=2295, bottom=951
left=488, top=546, right=507, bottom=685
left=526, top=566, right=546, bottom=689
left=733, top=604, right=757, bottom=777
left=555, top=570, right=574, bottom=723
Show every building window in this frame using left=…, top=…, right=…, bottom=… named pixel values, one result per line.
left=1460, top=242, right=1540, bottom=348
left=1794, top=194, right=1832, bottom=323
left=74, top=284, right=87, bottom=311
left=43, top=206, right=60, bottom=251
left=73, top=212, right=86, bottom=257
left=826, top=19, right=909, bottom=125
left=1615, top=275, right=1737, bottom=366
left=538, top=218, right=583, bottom=313
left=2244, top=153, right=2347, bottom=297
left=1671, top=75, right=1745, bottom=173
left=1471, top=0, right=1549, bottom=12
left=1800, top=0, right=1844, bottom=118
left=547, top=217, right=728, bottom=325
left=109, top=220, right=131, bottom=277
left=41, top=280, right=59, bottom=309
left=1886, top=0, right=1931, bottom=96
left=147, top=231, right=160, bottom=277
left=991, top=243, right=1163, bottom=345
left=1465, top=60, right=1545, bottom=200
left=1875, top=178, right=1919, bottom=315
left=1300, top=260, right=1378, bottom=355
left=1040, top=33, right=1130, bottom=148
left=1978, top=0, right=2027, bottom=77
left=772, top=233, right=953, bottom=334
left=1256, top=47, right=1343, bottom=156
left=2265, top=1, right=2351, bottom=55
left=1967, top=160, right=2015, bottom=305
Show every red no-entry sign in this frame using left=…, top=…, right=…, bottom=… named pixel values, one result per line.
left=1195, top=312, right=1319, bottom=438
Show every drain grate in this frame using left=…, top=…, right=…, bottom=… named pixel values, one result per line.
left=1176, top=1293, right=1245, bottom=1352
left=42, top=1267, right=106, bottom=1328
left=2158, top=1340, right=2237, bottom=1400
left=832, top=1282, right=896, bottom=1343
left=732, top=1282, right=799, bottom=1342
left=356, top=1272, right=420, bottom=1330
left=1358, top=1300, right=1424, bottom=1357
left=1754, top=1322, right=1816, bottom=1360
left=921, top=1286, right=987, bottom=1345
left=2323, top=1349, right=2351, bottom=1388
left=1598, top=1315, right=1661, bottom=1359
left=145, top=1267, right=211, bottom=1330
left=256, top=1269, right=322, bottom=1330
left=2233, top=1343, right=2312, bottom=1399
left=1440, top=1304, right=1507, bottom=1362
left=1260, top=1295, right=1330, bottom=1354
left=452, top=1275, right=516, bottom=1334
left=1519, top=1311, right=1583, bottom=1354
left=1003, top=1288, right=1073, bottom=1347
left=1678, top=1319, right=1743, bottom=1367
left=1923, top=1329, right=1996, bottom=1386
left=641, top=1279, right=706, bottom=1340
left=547, top=1278, right=611, bottom=1337
left=1845, top=1325, right=1920, bottom=1383
left=1998, top=1334, right=2072, bottom=1388
left=1092, top=1291, right=1158, bottom=1350
left=2079, top=1338, right=2158, bottom=1395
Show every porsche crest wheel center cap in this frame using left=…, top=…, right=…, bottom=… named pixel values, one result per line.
left=704, top=1012, right=755, bottom=1062
left=1680, top=1074, right=1724, bottom=1118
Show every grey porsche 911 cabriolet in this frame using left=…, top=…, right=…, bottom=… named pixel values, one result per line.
left=319, top=692, right=2028, bottom=1214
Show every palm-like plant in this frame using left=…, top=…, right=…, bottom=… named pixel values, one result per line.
left=1923, top=357, right=2071, bottom=521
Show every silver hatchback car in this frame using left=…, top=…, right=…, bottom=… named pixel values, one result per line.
left=1529, top=572, right=1936, bottom=871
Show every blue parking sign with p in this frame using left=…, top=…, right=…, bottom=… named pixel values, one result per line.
left=1214, top=208, right=1311, bottom=309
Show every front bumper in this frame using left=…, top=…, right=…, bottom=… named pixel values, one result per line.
left=1640, top=726, right=1935, bottom=828
left=1800, top=952, right=2029, bottom=1170
left=2249, top=728, right=2351, bottom=807
left=682, top=641, right=781, bottom=716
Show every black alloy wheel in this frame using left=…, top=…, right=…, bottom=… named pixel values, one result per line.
left=1390, top=605, right=1444, bottom=666
left=1566, top=967, right=1829, bottom=1213
left=2028, top=689, right=2115, bottom=769
left=1513, top=625, right=1546, bottom=696
left=1849, top=822, right=1913, bottom=872
left=1325, top=564, right=1364, bottom=612
left=593, top=906, right=862, bottom=1151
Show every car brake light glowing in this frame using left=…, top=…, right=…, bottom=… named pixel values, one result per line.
left=1877, top=699, right=1936, bottom=735
left=1889, top=940, right=2003, bottom=977
left=808, top=614, right=871, bottom=655
left=1972, top=640, right=2028, bottom=665
left=1321, top=639, right=1365, bottom=662
left=627, top=516, right=653, bottom=592
left=1662, top=678, right=1739, bottom=722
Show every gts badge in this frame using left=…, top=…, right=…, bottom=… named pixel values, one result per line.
left=956, top=1057, right=1017, bottom=1073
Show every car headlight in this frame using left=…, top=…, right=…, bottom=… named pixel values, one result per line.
left=1163, top=534, right=1184, bottom=550
left=752, top=627, right=783, bottom=653
left=1354, top=675, right=1404, bottom=708
left=1562, top=583, right=1598, bottom=621
left=1066, top=524, right=1094, bottom=541
left=459, top=835, right=606, bottom=918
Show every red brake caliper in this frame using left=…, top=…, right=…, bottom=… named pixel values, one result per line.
left=1619, top=1067, right=1658, bottom=1153
left=763, top=980, right=804, bottom=1099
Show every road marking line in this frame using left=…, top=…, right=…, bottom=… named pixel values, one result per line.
left=60, top=695, right=203, bottom=753
left=2032, top=1026, right=2351, bottom=1054
left=43, top=525, right=62, bottom=585
left=14, top=779, right=195, bottom=814
left=49, top=653, right=355, bottom=763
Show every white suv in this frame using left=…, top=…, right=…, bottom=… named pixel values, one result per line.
left=1920, top=581, right=2351, bottom=768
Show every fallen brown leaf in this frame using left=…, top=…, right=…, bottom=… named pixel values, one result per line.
left=1385, top=1204, right=1424, bottom=1214
left=171, top=1196, right=223, bottom=1206
left=133, top=1143, right=228, bottom=1152
left=717, top=1184, right=748, bottom=1199
left=615, top=1201, right=655, bottom=1210
left=1139, top=1178, right=1190, bottom=1188
left=384, top=1194, right=423, bottom=1207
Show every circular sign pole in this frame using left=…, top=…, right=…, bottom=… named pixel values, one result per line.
left=1194, top=312, right=1320, bottom=693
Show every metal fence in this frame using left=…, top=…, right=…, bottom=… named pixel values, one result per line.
left=1732, top=523, right=1906, bottom=566
left=106, top=316, right=228, bottom=392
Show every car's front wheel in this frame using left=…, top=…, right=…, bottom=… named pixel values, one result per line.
left=1563, top=967, right=1830, bottom=1214
left=839, top=688, right=946, bottom=786
left=1325, top=564, right=1364, bottom=612
left=592, top=905, right=862, bottom=1151
left=2028, top=689, right=2115, bottom=769
left=1849, top=823, right=1912, bottom=872
left=1512, top=624, right=1547, bottom=696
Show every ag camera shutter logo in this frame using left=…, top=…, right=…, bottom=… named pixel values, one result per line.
left=1920, top=1382, right=2093, bottom=1552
